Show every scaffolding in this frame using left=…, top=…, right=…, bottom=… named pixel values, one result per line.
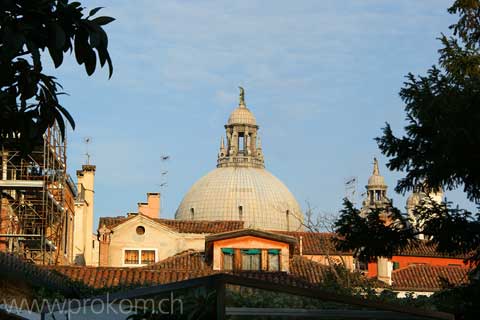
left=0, top=124, right=69, bottom=265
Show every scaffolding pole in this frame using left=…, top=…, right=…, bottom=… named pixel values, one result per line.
left=0, top=123, right=68, bottom=265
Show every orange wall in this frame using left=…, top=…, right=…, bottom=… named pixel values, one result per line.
left=212, top=236, right=290, bottom=271
left=367, top=256, right=467, bottom=277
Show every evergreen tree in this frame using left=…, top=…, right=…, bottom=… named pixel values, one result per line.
left=335, top=1, right=480, bottom=318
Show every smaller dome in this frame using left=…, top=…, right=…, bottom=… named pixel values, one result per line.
left=227, top=105, right=256, bottom=126
left=368, top=174, right=385, bottom=186
left=406, top=192, right=423, bottom=208
left=367, top=157, right=386, bottom=187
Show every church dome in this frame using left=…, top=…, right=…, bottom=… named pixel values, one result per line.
left=175, top=87, right=304, bottom=231
left=227, top=105, right=257, bottom=126
left=175, top=167, right=303, bottom=231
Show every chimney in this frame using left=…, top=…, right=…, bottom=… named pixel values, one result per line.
left=377, top=257, right=393, bottom=285
left=138, top=192, right=161, bottom=219
left=98, top=225, right=111, bottom=267
left=77, top=164, right=95, bottom=266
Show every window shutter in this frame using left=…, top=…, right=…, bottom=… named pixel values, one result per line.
left=221, top=248, right=234, bottom=255
left=242, top=249, right=261, bottom=255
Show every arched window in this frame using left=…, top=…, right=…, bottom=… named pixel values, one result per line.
left=190, top=208, right=194, bottom=220
left=239, top=206, right=243, bottom=221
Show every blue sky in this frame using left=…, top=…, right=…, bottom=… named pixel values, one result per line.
left=47, top=0, right=470, bottom=224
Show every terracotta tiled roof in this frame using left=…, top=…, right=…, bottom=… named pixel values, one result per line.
left=98, top=216, right=132, bottom=229
left=392, top=265, right=469, bottom=292
left=51, top=266, right=215, bottom=289
left=142, top=250, right=210, bottom=271
left=98, top=215, right=244, bottom=234
left=396, top=241, right=468, bottom=259
left=51, top=267, right=313, bottom=290
left=155, top=219, right=244, bottom=234
left=50, top=251, right=332, bottom=289
left=276, top=231, right=351, bottom=255
left=290, top=255, right=330, bottom=284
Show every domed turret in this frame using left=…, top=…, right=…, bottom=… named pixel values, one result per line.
left=218, top=87, right=264, bottom=169
left=367, top=158, right=386, bottom=187
left=362, top=157, right=391, bottom=211
left=406, top=192, right=422, bottom=209
left=406, top=182, right=444, bottom=239
left=227, top=102, right=257, bottom=126
left=175, top=87, right=303, bottom=231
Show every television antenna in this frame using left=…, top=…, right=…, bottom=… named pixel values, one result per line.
left=156, top=154, right=171, bottom=208
left=344, top=176, right=358, bottom=205
left=83, top=137, right=92, bottom=165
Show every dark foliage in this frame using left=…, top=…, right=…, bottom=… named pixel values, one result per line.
left=0, top=0, right=114, bottom=151
left=429, top=277, right=480, bottom=320
left=376, top=0, right=480, bottom=202
left=336, top=0, right=480, bottom=268
left=334, top=199, right=416, bottom=262
left=335, top=1, right=480, bottom=318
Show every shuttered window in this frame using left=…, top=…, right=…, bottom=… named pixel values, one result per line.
left=241, top=249, right=261, bottom=270
left=268, top=249, right=280, bottom=271
left=222, top=248, right=234, bottom=270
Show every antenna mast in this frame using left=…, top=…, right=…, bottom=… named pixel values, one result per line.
left=83, top=137, right=92, bottom=165
left=344, top=176, right=358, bottom=205
left=159, top=154, right=170, bottom=210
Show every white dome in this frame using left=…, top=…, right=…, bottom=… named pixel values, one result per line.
left=175, top=167, right=303, bottom=231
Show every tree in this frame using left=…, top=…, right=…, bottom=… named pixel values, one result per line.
left=334, top=1, right=480, bottom=318
left=0, top=0, right=114, bottom=151
left=336, top=0, right=480, bottom=269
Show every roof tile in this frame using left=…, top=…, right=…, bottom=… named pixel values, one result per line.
left=392, top=264, right=469, bottom=291
left=99, top=215, right=244, bottom=234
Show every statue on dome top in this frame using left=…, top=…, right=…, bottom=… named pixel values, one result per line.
left=239, top=86, right=245, bottom=106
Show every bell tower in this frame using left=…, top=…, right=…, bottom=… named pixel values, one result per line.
left=217, top=87, right=264, bottom=169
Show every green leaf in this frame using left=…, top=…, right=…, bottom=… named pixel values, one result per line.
left=69, top=2, right=82, bottom=9
left=55, top=104, right=76, bottom=130
left=53, top=23, right=66, bottom=49
left=105, top=51, right=113, bottom=78
left=48, top=46, right=64, bottom=68
left=84, top=46, right=96, bottom=76
left=88, top=7, right=104, bottom=17
left=74, top=31, right=87, bottom=65
left=89, top=30, right=101, bottom=48
left=91, top=16, right=115, bottom=26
